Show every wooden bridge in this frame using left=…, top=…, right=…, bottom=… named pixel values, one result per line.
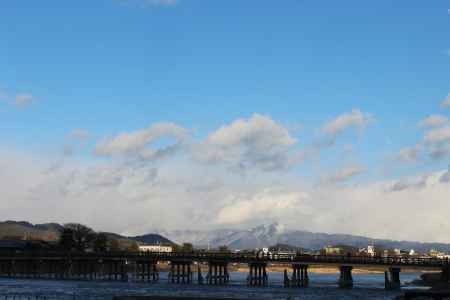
left=0, top=251, right=448, bottom=290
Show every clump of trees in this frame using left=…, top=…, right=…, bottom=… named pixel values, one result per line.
left=58, top=223, right=139, bottom=253
left=218, top=245, right=231, bottom=253
left=173, top=242, right=194, bottom=253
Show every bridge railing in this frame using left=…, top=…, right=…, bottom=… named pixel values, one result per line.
left=0, top=251, right=447, bottom=268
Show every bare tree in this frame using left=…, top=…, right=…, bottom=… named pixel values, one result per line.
left=181, top=243, right=194, bottom=252
left=62, top=223, right=96, bottom=252
left=93, top=233, right=109, bottom=253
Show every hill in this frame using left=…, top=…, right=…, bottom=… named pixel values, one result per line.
left=129, top=234, right=176, bottom=246
left=0, top=221, right=175, bottom=247
left=0, top=221, right=61, bottom=241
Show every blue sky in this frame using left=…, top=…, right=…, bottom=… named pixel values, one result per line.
left=0, top=1, right=450, bottom=240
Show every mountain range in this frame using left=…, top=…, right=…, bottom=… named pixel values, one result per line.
left=1, top=220, right=450, bottom=253
left=157, top=223, right=450, bottom=253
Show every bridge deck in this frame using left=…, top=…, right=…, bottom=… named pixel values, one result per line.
left=0, top=252, right=446, bottom=269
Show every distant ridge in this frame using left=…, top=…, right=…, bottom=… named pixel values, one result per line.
left=157, top=223, right=450, bottom=253
left=2, top=221, right=449, bottom=253
left=0, top=220, right=61, bottom=241
left=0, top=221, right=175, bottom=246
left=129, top=234, right=176, bottom=246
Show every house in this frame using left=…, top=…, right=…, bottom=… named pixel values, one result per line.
left=139, top=244, right=173, bottom=253
left=324, top=245, right=359, bottom=256
left=324, top=246, right=343, bottom=255
left=429, top=249, right=449, bottom=259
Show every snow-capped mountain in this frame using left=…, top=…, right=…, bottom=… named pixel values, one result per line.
left=157, top=223, right=450, bottom=253
left=158, top=223, right=285, bottom=249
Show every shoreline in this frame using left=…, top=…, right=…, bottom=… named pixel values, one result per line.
left=157, top=263, right=436, bottom=275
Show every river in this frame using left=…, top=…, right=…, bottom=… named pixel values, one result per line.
left=0, top=271, right=430, bottom=299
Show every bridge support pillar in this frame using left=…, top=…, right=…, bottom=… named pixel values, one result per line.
left=339, top=266, right=353, bottom=289
left=290, top=264, right=309, bottom=288
left=441, top=264, right=450, bottom=283
left=136, top=260, right=158, bottom=283
left=169, top=260, right=192, bottom=284
left=248, top=262, right=268, bottom=287
left=284, top=269, right=290, bottom=287
left=207, top=261, right=229, bottom=285
left=385, top=267, right=401, bottom=290
left=197, top=265, right=204, bottom=285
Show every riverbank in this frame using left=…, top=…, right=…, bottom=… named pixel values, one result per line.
left=157, top=262, right=430, bottom=275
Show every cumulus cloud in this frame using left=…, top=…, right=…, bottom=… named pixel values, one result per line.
left=312, top=174, right=450, bottom=242
left=406, top=111, right=450, bottom=160
left=428, top=144, right=450, bottom=161
left=322, top=109, right=373, bottom=136
left=320, top=109, right=373, bottom=145
left=216, top=189, right=311, bottom=225
left=441, top=93, right=450, bottom=108
left=194, top=114, right=299, bottom=172
left=419, top=123, right=450, bottom=160
left=15, top=93, right=34, bottom=107
left=319, top=164, right=366, bottom=185
left=397, top=145, right=422, bottom=163
left=424, top=126, right=450, bottom=145
left=2, top=149, right=450, bottom=242
left=440, top=166, right=450, bottom=183
left=387, top=175, right=429, bottom=192
left=418, top=115, right=449, bottom=129
left=96, top=122, right=187, bottom=161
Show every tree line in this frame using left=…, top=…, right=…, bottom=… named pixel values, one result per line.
left=59, top=223, right=139, bottom=253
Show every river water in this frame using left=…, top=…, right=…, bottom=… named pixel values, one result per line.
left=0, top=271, right=430, bottom=300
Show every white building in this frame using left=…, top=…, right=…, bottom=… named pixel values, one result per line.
left=429, top=249, right=449, bottom=259
left=367, top=245, right=376, bottom=257
left=139, top=245, right=173, bottom=253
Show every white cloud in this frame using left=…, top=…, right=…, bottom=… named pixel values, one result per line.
left=207, top=114, right=296, bottom=148
left=440, top=166, right=450, bottom=183
left=2, top=149, right=450, bottom=242
left=418, top=115, right=449, bottom=129
left=387, top=175, right=429, bottom=192
left=397, top=145, right=422, bottom=163
left=410, top=112, right=450, bottom=161
left=311, top=173, right=450, bottom=242
left=424, top=125, right=450, bottom=145
left=194, top=114, right=299, bottom=172
left=428, top=143, right=450, bottom=161
left=319, top=164, right=366, bottom=185
left=420, top=122, right=450, bottom=160
left=216, top=189, right=311, bottom=225
left=96, top=122, right=187, bottom=161
left=15, top=93, right=34, bottom=107
left=320, top=109, right=373, bottom=144
left=441, top=93, right=450, bottom=108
